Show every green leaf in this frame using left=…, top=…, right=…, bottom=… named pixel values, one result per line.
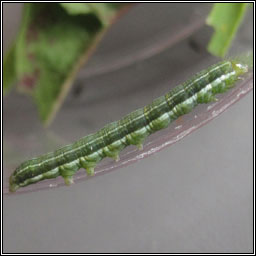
left=3, top=44, right=17, bottom=95
left=206, top=3, right=249, bottom=57
left=59, top=3, right=122, bottom=26
left=8, top=3, right=128, bottom=125
left=59, top=3, right=93, bottom=15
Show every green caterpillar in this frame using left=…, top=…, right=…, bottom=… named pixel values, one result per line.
left=9, top=59, right=249, bottom=192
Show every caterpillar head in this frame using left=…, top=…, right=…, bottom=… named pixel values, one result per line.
left=232, top=61, right=248, bottom=77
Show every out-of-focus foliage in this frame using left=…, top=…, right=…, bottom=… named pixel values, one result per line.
left=207, top=3, right=249, bottom=57
left=3, top=44, right=16, bottom=95
left=3, top=3, right=128, bottom=125
left=3, top=3, right=250, bottom=125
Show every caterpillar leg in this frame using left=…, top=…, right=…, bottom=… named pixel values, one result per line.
left=103, top=147, right=120, bottom=162
left=80, top=157, right=96, bottom=176
left=125, top=127, right=149, bottom=151
left=114, top=154, right=120, bottom=162
left=59, top=164, right=79, bottom=186
left=86, top=167, right=95, bottom=176
left=136, top=143, right=143, bottom=150
left=103, top=140, right=126, bottom=162
left=64, top=176, right=74, bottom=185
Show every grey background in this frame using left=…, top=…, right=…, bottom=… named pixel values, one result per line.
left=3, top=3, right=253, bottom=253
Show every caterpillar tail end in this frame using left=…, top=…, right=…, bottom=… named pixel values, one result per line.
left=9, top=175, right=19, bottom=192
left=9, top=183, right=19, bottom=193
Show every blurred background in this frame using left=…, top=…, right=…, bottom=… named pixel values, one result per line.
left=3, top=3, right=253, bottom=253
